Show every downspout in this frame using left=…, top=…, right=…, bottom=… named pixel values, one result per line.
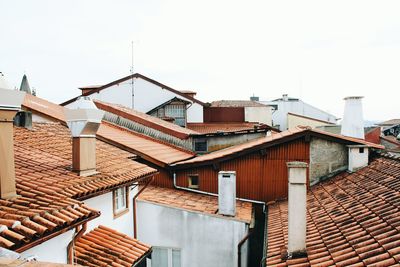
left=133, top=176, right=154, bottom=239
left=238, top=230, right=253, bottom=267
left=67, top=223, right=87, bottom=264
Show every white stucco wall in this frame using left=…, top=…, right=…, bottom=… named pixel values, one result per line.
left=68, top=77, right=204, bottom=122
left=20, top=230, right=74, bottom=264
left=83, top=185, right=137, bottom=237
left=136, top=201, right=249, bottom=267
left=244, top=106, right=272, bottom=125
left=348, top=147, right=369, bottom=172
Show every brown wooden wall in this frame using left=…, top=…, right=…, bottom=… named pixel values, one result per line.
left=203, top=107, right=244, bottom=123
left=174, top=139, right=310, bottom=203
left=152, top=168, right=174, bottom=189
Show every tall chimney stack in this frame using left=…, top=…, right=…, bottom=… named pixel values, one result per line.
left=341, top=96, right=364, bottom=139
left=65, top=96, right=104, bottom=176
left=287, top=161, right=308, bottom=258
left=0, top=73, right=25, bottom=199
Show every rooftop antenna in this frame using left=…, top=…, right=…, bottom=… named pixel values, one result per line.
left=130, top=41, right=135, bottom=109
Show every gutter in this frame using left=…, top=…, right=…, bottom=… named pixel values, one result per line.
left=133, top=176, right=154, bottom=239
left=67, top=223, right=87, bottom=264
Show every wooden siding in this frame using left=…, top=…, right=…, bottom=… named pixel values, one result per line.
left=152, top=168, right=174, bottom=189
left=203, top=107, right=244, bottom=123
left=174, top=139, right=309, bottom=203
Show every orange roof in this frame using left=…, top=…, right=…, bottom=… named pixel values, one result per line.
left=172, top=127, right=384, bottom=168
left=74, top=225, right=151, bottom=267
left=187, top=122, right=274, bottom=134
left=97, top=123, right=195, bottom=167
left=95, top=100, right=199, bottom=139
left=266, top=156, right=400, bottom=266
left=137, top=186, right=253, bottom=223
left=0, top=123, right=157, bottom=252
left=22, top=94, right=66, bottom=122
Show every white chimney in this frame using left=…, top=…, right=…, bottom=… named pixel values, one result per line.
left=341, top=96, right=364, bottom=139
left=0, top=73, right=25, bottom=199
left=65, top=96, right=104, bottom=176
left=218, top=171, right=236, bottom=216
left=282, top=94, right=289, bottom=101
left=287, top=161, right=308, bottom=257
left=347, top=145, right=369, bottom=172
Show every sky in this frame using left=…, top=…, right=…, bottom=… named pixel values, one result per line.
left=1, top=0, right=400, bottom=121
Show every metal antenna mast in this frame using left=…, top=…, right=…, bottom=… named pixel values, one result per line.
left=131, top=41, right=135, bottom=109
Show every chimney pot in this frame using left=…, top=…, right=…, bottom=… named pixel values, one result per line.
left=65, top=97, right=104, bottom=176
left=341, top=96, right=364, bottom=139
left=287, top=161, right=308, bottom=258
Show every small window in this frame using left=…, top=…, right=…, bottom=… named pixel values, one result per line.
left=113, top=187, right=129, bottom=217
left=194, top=139, right=207, bottom=152
left=359, top=147, right=365, bottom=153
left=152, top=247, right=181, bottom=267
left=188, top=175, right=199, bottom=189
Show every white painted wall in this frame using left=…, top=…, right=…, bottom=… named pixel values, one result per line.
left=20, top=230, right=74, bottom=264
left=244, top=106, right=272, bottom=125
left=83, top=185, right=137, bottom=237
left=261, top=99, right=337, bottom=130
left=68, top=77, right=204, bottom=123
left=348, top=146, right=369, bottom=172
left=137, top=201, right=249, bottom=267
left=287, top=113, right=332, bottom=130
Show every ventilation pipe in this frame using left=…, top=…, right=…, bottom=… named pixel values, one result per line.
left=341, top=96, right=364, bottom=139
left=0, top=73, right=25, bottom=199
left=65, top=96, right=104, bottom=176
left=287, top=161, right=308, bottom=258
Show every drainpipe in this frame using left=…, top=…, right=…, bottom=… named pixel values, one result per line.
left=238, top=230, right=253, bottom=267
left=67, top=223, right=87, bottom=264
left=133, top=176, right=154, bottom=239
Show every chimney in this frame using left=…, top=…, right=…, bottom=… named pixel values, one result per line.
left=347, top=145, right=369, bottom=172
left=282, top=94, right=289, bottom=101
left=218, top=171, right=236, bottom=216
left=0, top=73, right=25, bottom=199
left=341, top=96, right=364, bottom=139
left=287, top=162, right=308, bottom=258
left=250, top=95, right=259, bottom=101
left=65, top=96, right=104, bottom=176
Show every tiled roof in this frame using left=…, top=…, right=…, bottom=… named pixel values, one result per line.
left=74, top=225, right=151, bottom=267
left=97, top=123, right=195, bottom=167
left=22, top=94, right=66, bottom=122
left=0, top=123, right=157, bottom=252
left=266, top=156, right=400, bottom=266
left=187, top=122, right=273, bottom=134
left=137, top=186, right=253, bottom=223
left=377, top=119, right=400, bottom=126
left=94, top=100, right=199, bottom=139
left=173, top=128, right=383, bottom=168
left=210, top=100, right=267, bottom=107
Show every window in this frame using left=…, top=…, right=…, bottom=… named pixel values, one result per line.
left=194, top=139, right=207, bottom=152
left=188, top=175, right=199, bottom=189
left=113, top=187, right=129, bottom=217
left=152, top=247, right=181, bottom=267
left=359, top=147, right=365, bottom=153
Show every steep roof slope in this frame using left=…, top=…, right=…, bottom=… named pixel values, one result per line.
left=266, top=156, right=400, bottom=266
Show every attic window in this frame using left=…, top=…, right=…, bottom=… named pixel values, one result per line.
left=359, top=147, right=365, bottom=153
left=188, top=175, right=199, bottom=189
left=194, top=139, right=207, bottom=152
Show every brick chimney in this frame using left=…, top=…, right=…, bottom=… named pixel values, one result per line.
left=341, top=96, right=364, bottom=139
left=65, top=96, right=104, bottom=176
left=0, top=74, right=25, bottom=199
left=287, top=161, right=308, bottom=258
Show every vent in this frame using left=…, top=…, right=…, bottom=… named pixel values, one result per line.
left=218, top=171, right=236, bottom=216
left=14, top=111, right=32, bottom=129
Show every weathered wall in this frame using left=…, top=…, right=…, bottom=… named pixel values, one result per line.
left=287, top=113, right=333, bottom=130
left=20, top=230, right=74, bottom=263
left=136, top=201, right=249, bottom=267
left=203, top=107, right=244, bottom=123
left=205, top=132, right=267, bottom=152
left=244, top=106, right=272, bottom=125
left=309, top=137, right=348, bottom=185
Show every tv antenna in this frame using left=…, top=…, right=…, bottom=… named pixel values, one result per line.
left=130, top=41, right=135, bottom=109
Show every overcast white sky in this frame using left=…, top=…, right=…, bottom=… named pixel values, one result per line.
left=1, top=0, right=400, bottom=121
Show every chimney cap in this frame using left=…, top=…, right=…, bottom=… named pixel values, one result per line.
left=343, top=96, right=363, bottom=100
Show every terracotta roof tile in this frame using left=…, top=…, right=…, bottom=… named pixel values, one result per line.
left=0, top=122, right=157, bottom=252
left=137, top=186, right=253, bottom=223
left=74, top=225, right=151, bottom=267
left=22, top=94, right=66, bottom=122
left=266, top=156, right=400, bottom=266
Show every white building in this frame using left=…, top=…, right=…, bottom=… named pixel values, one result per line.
left=62, top=73, right=207, bottom=126
left=260, top=94, right=338, bottom=130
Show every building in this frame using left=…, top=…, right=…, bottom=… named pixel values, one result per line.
left=260, top=94, right=338, bottom=131
left=266, top=152, right=400, bottom=266
left=61, top=73, right=207, bottom=125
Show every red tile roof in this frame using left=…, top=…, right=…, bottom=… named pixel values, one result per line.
left=266, top=156, right=400, bottom=266
left=0, top=123, right=157, bottom=252
left=138, top=186, right=253, bottom=223
left=172, top=128, right=384, bottom=168
left=94, top=100, right=199, bottom=139
left=97, top=123, right=195, bottom=167
left=61, top=73, right=207, bottom=106
left=187, top=122, right=274, bottom=134
left=74, top=225, right=151, bottom=267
